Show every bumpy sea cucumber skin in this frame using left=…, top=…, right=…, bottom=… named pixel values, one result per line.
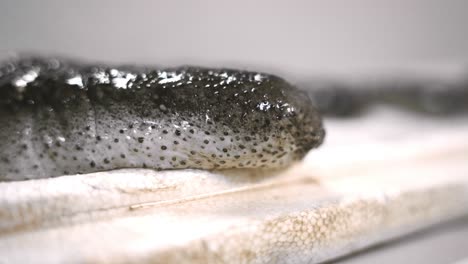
left=0, top=57, right=324, bottom=181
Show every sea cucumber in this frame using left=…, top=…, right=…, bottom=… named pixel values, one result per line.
left=0, top=57, right=324, bottom=181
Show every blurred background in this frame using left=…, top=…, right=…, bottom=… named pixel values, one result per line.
left=1, top=0, right=468, bottom=263
left=1, top=0, right=468, bottom=80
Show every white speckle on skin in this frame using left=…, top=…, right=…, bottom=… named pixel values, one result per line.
left=110, top=69, right=119, bottom=77
left=12, top=69, right=39, bottom=90
left=66, top=76, right=84, bottom=88
left=93, top=72, right=110, bottom=84
left=254, top=73, right=264, bottom=82
left=226, top=76, right=236, bottom=84
left=112, top=73, right=137, bottom=89
left=257, top=102, right=271, bottom=111
left=158, top=72, right=183, bottom=84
